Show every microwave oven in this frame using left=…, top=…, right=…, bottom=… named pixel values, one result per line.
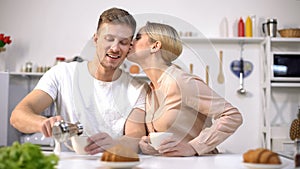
left=271, top=52, right=300, bottom=82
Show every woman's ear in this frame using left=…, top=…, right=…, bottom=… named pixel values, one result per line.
left=150, top=41, right=162, bottom=53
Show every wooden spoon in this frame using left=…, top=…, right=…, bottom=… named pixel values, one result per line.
left=189, top=64, right=193, bottom=74
left=206, top=65, right=209, bottom=86
left=217, top=50, right=225, bottom=84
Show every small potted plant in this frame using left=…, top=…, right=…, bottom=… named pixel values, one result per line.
left=0, top=33, right=12, bottom=52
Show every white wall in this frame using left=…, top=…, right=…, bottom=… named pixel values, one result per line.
left=0, top=0, right=299, bottom=153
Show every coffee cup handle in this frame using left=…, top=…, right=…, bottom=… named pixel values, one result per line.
left=64, top=141, right=75, bottom=152
left=262, top=23, right=266, bottom=35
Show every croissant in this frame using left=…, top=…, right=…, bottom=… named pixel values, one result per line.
left=243, top=148, right=281, bottom=164
left=101, top=144, right=139, bottom=162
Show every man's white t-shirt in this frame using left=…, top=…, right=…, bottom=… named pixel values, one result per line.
left=35, top=61, right=147, bottom=139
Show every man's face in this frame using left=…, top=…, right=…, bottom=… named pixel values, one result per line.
left=93, top=23, right=133, bottom=70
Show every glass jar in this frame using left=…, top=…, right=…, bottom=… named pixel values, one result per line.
left=25, top=62, right=33, bottom=72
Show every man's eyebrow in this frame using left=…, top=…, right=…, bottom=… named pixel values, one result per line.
left=105, top=34, right=132, bottom=40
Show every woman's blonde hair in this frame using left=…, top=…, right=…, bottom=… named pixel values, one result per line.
left=140, top=22, right=183, bottom=64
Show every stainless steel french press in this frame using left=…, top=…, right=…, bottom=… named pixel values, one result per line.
left=52, top=120, right=83, bottom=142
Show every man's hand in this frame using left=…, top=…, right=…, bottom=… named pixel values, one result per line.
left=158, top=138, right=197, bottom=157
left=139, top=136, right=159, bottom=155
left=85, top=132, right=117, bottom=155
left=41, top=115, right=62, bottom=137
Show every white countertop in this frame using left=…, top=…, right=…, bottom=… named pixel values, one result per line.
left=54, top=152, right=294, bottom=169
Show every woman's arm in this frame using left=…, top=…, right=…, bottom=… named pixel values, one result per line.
left=120, top=108, right=147, bottom=152
left=187, top=79, right=243, bottom=155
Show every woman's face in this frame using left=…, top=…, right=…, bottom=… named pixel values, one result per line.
left=127, top=31, right=153, bottom=63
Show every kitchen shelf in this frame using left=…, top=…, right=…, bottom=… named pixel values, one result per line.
left=181, top=37, right=265, bottom=44
left=271, top=82, right=300, bottom=87
left=130, top=73, right=148, bottom=79
left=9, top=72, right=44, bottom=76
left=261, top=36, right=300, bottom=152
left=6, top=71, right=147, bottom=79
left=271, top=37, right=300, bottom=43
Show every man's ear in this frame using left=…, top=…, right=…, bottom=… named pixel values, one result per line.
left=93, top=33, right=98, bottom=45
left=150, top=41, right=162, bottom=53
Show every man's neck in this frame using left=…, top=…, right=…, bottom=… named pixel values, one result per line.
left=88, top=61, right=122, bottom=82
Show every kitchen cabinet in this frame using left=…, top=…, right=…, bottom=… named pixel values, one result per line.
left=261, top=37, right=300, bottom=154
left=0, top=72, right=9, bottom=146
left=0, top=72, right=54, bottom=147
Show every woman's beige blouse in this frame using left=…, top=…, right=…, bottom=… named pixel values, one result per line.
left=145, top=65, right=243, bottom=155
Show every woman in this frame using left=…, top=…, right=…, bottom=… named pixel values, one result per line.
left=127, top=22, right=243, bottom=157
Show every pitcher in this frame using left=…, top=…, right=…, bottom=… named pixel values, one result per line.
left=262, top=18, right=277, bottom=37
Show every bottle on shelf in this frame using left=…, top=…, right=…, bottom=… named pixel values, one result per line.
left=220, top=17, right=229, bottom=37
left=251, top=15, right=257, bottom=37
left=238, top=17, right=245, bottom=37
left=295, top=139, right=300, bottom=168
left=55, top=56, right=66, bottom=66
left=25, top=62, right=33, bottom=72
left=245, top=16, right=253, bottom=37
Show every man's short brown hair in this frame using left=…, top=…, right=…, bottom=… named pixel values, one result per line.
left=97, top=7, right=136, bottom=34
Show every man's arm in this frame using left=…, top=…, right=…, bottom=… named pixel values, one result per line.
left=10, top=89, right=61, bottom=137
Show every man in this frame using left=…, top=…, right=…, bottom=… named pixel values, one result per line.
left=10, top=7, right=147, bottom=154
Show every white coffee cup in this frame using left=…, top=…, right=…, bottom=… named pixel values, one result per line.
left=149, top=132, right=173, bottom=150
left=65, top=135, right=89, bottom=155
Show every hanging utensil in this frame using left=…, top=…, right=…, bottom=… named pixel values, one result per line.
left=217, top=50, right=225, bottom=84
left=237, top=58, right=246, bottom=94
left=206, top=65, right=209, bottom=86
left=190, top=63, right=193, bottom=74
left=237, top=43, right=247, bottom=95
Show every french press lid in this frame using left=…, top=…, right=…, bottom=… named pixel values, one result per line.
left=267, top=18, right=277, bottom=24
